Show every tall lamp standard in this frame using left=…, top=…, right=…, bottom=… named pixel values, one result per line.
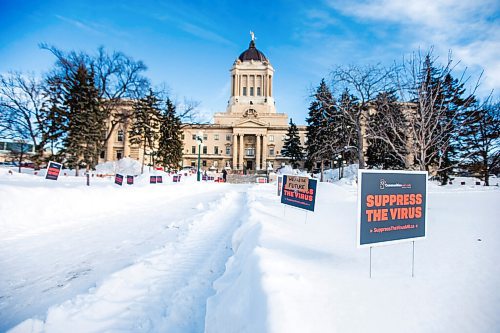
left=196, top=131, right=203, bottom=181
left=336, top=154, right=342, bottom=180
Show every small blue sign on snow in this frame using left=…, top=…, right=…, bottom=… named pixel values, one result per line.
left=115, top=174, right=124, bottom=186
left=156, top=176, right=163, bottom=183
left=277, top=176, right=283, bottom=196
left=281, top=175, right=317, bottom=212
left=150, top=176, right=157, bottom=184
left=127, top=175, right=134, bottom=185
left=45, top=161, right=62, bottom=181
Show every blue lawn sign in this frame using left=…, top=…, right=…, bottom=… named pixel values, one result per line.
left=256, top=177, right=268, bottom=183
left=173, top=175, right=181, bottom=182
left=156, top=175, right=163, bottom=183
left=115, top=174, right=124, bottom=186
left=277, top=176, right=283, bottom=196
left=281, top=175, right=317, bottom=212
left=357, top=170, right=427, bottom=248
left=45, top=161, right=62, bottom=180
left=127, top=175, right=134, bottom=185
left=150, top=175, right=157, bottom=184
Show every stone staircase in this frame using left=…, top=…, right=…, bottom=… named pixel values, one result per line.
left=227, top=171, right=268, bottom=184
left=226, top=174, right=257, bottom=184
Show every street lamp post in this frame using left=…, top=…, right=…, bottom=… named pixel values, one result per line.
left=337, top=154, right=342, bottom=180
left=196, top=132, right=203, bottom=181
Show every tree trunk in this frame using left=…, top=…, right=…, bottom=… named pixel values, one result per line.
left=483, top=159, right=489, bottom=186
left=357, top=126, right=365, bottom=169
left=141, top=139, right=146, bottom=174
left=17, top=150, right=23, bottom=173
left=320, top=160, right=324, bottom=182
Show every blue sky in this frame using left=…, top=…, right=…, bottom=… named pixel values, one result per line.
left=1, top=0, right=499, bottom=124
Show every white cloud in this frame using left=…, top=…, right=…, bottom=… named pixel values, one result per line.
left=54, top=15, right=104, bottom=36
left=179, top=22, right=234, bottom=46
left=326, top=0, right=500, bottom=95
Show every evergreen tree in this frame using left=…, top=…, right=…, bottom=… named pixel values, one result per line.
left=460, top=101, right=500, bottom=185
left=61, top=63, right=104, bottom=175
left=157, top=98, right=183, bottom=170
left=337, top=89, right=359, bottom=165
left=306, top=79, right=337, bottom=174
left=41, top=75, right=67, bottom=160
left=129, top=89, right=161, bottom=173
left=282, top=118, right=304, bottom=168
left=434, top=73, right=476, bottom=184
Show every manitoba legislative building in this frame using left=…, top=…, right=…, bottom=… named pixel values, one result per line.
left=181, top=37, right=307, bottom=173
left=100, top=36, right=307, bottom=173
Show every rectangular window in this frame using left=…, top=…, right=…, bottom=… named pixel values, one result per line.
left=192, top=146, right=196, bottom=154
left=100, top=151, right=105, bottom=159
left=214, top=134, right=219, bottom=141
left=181, top=134, right=185, bottom=140
left=116, top=150, right=123, bottom=159
left=269, top=148, right=275, bottom=156
left=191, top=161, right=196, bottom=167
left=269, top=135, right=274, bottom=142
left=226, top=134, right=231, bottom=141
left=257, top=87, right=261, bottom=96
left=192, top=134, right=197, bottom=140
left=202, top=160, right=207, bottom=167
left=242, top=87, right=247, bottom=96
left=117, top=130, right=124, bottom=142
left=203, top=146, right=207, bottom=154
left=226, top=146, right=231, bottom=155
left=214, top=146, right=219, bottom=154
left=250, top=87, right=254, bottom=96
left=245, top=148, right=255, bottom=156
left=203, top=134, right=208, bottom=141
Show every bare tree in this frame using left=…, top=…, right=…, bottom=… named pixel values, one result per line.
left=331, top=64, right=395, bottom=169
left=40, top=44, right=150, bottom=156
left=365, top=92, right=412, bottom=168
left=0, top=72, right=47, bottom=168
left=394, top=50, right=478, bottom=173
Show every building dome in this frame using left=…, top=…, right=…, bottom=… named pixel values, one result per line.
left=238, top=40, right=268, bottom=62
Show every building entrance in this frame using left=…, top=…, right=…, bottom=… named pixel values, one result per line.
left=246, top=160, right=253, bottom=171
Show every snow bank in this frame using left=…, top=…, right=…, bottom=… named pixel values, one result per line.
left=206, top=180, right=500, bottom=332
left=95, top=157, right=142, bottom=176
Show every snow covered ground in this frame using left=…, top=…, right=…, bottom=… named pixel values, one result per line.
left=1, top=167, right=499, bottom=332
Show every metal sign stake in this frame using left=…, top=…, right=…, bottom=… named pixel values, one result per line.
left=369, top=246, right=372, bottom=279
left=412, top=241, right=415, bottom=278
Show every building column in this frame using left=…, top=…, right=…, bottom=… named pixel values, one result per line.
left=263, top=74, right=266, bottom=98
left=256, top=134, right=261, bottom=170
left=239, top=134, right=245, bottom=170
left=232, top=134, right=238, bottom=170
left=123, top=124, right=130, bottom=158
left=262, top=135, right=268, bottom=170
left=106, top=137, right=114, bottom=162
left=235, top=73, right=239, bottom=97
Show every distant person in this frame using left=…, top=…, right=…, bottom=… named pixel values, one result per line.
left=222, top=169, right=227, bottom=182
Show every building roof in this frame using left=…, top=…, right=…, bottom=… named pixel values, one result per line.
left=238, top=40, right=268, bottom=62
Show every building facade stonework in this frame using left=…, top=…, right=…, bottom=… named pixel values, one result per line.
left=181, top=37, right=306, bottom=172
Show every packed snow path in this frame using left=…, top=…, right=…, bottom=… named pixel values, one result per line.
left=1, top=181, right=249, bottom=332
